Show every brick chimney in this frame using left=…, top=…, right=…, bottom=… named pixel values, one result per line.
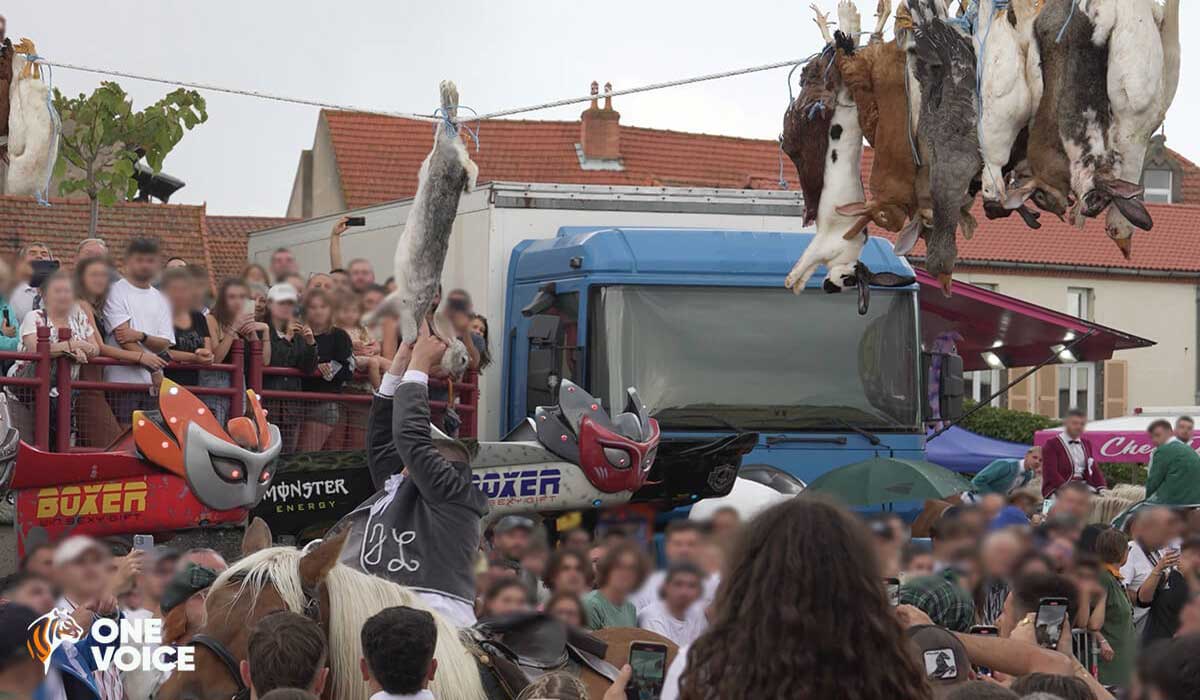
left=579, top=81, right=620, bottom=161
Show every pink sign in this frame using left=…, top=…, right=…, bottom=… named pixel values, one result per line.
left=1034, top=430, right=1200, bottom=464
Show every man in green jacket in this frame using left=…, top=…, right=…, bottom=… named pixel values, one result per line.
left=967, top=447, right=1042, bottom=501
left=1146, top=420, right=1200, bottom=507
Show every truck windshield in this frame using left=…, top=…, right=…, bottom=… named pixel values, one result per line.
left=589, top=285, right=921, bottom=432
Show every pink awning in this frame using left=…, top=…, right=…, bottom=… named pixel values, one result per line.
left=916, top=270, right=1155, bottom=372
left=1034, top=429, right=1167, bottom=465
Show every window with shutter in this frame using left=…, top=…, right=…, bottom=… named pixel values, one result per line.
left=1036, top=365, right=1059, bottom=418
left=1104, top=359, right=1129, bottom=419
left=1008, top=370, right=1033, bottom=413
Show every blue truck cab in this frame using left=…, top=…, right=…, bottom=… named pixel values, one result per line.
left=501, top=227, right=928, bottom=508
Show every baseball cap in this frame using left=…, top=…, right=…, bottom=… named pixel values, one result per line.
left=161, top=564, right=218, bottom=613
left=0, top=603, right=39, bottom=666
left=52, top=535, right=105, bottom=567
left=494, top=515, right=535, bottom=535
left=907, top=625, right=971, bottom=699
left=267, top=283, right=298, bottom=303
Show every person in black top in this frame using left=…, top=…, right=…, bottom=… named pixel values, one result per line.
left=297, top=288, right=352, bottom=452
left=1143, top=536, right=1200, bottom=645
left=161, top=268, right=213, bottom=387
left=263, top=283, right=316, bottom=452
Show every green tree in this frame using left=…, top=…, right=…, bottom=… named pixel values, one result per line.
left=52, top=82, right=207, bottom=236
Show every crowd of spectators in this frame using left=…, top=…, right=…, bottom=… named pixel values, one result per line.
left=0, top=219, right=491, bottom=448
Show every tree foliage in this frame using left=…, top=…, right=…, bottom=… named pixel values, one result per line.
left=52, top=82, right=207, bottom=234
left=959, top=401, right=1061, bottom=445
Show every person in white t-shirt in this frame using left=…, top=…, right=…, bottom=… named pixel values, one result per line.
left=630, top=520, right=704, bottom=612
left=102, top=238, right=174, bottom=416
left=637, top=563, right=708, bottom=647
left=1121, top=506, right=1179, bottom=634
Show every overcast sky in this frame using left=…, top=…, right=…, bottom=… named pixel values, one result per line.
left=11, top=1, right=1195, bottom=216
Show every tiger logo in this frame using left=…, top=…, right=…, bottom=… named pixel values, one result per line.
left=27, top=608, right=85, bottom=670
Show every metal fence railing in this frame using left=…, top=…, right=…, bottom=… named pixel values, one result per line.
left=1, top=329, right=479, bottom=453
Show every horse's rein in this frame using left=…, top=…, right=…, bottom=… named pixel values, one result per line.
left=191, top=574, right=326, bottom=700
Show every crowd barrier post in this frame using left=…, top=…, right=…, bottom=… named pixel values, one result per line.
left=33, top=326, right=51, bottom=450
left=230, top=339, right=246, bottom=418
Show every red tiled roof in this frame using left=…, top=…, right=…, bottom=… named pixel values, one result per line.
left=0, top=195, right=209, bottom=275
left=321, top=111, right=802, bottom=208
left=878, top=201, right=1200, bottom=275
left=204, top=215, right=295, bottom=282
left=0, top=198, right=293, bottom=288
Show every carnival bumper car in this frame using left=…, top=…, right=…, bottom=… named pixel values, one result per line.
left=11, top=380, right=279, bottom=555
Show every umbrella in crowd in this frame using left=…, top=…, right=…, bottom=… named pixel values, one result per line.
left=807, top=456, right=971, bottom=505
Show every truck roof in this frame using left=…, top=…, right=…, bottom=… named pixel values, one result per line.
left=509, top=226, right=916, bottom=288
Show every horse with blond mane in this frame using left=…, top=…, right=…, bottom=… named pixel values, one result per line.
left=156, top=518, right=490, bottom=700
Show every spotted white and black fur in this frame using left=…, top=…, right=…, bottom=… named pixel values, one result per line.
left=368, top=81, right=479, bottom=376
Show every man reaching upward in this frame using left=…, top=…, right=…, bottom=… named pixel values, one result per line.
left=336, top=322, right=488, bottom=627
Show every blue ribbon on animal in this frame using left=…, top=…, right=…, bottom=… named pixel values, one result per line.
left=1056, top=0, right=1078, bottom=44
left=433, top=104, right=481, bottom=151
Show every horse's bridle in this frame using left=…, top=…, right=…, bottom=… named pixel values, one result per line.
left=189, top=573, right=325, bottom=700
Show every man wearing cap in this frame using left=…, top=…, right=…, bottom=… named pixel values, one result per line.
left=334, top=322, right=489, bottom=627
left=50, top=536, right=128, bottom=700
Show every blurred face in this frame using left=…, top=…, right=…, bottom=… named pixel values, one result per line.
left=306, top=274, right=334, bottom=295
left=551, top=554, right=588, bottom=595
left=78, top=241, right=107, bottom=259
left=81, top=262, right=111, bottom=299
left=252, top=290, right=268, bottom=318
left=980, top=494, right=1006, bottom=521
left=1177, top=420, right=1195, bottom=443
left=270, top=250, right=297, bottom=279
left=589, top=546, right=606, bottom=568
left=335, top=303, right=361, bottom=329
left=141, top=556, right=176, bottom=602
left=711, top=510, right=740, bottom=536
left=562, top=530, right=591, bottom=550
left=1063, top=414, right=1086, bottom=438
left=664, top=529, right=701, bottom=564
left=43, top=278, right=74, bottom=315
left=330, top=270, right=351, bottom=291
left=1152, top=425, right=1174, bottom=448
left=23, top=244, right=50, bottom=264
left=362, top=289, right=385, bottom=312
left=548, top=598, right=584, bottom=627
left=521, top=549, right=548, bottom=578
left=662, top=572, right=703, bottom=612
left=244, top=266, right=268, bottom=286
left=486, top=586, right=531, bottom=617
left=494, top=529, right=532, bottom=559
left=303, top=296, right=332, bottom=327
left=6, top=578, right=55, bottom=614
left=125, top=252, right=160, bottom=284
left=1025, top=448, right=1043, bottom=473
left=904, top=553, right=934, bottom=578
left=606, top=552, right=641, bottom=594
left=981, top=535, right=1023, bottom=579
left=1054, top=489, right=1091, bottom=521
left=469, top=317, right=487, bottom=338
left=164, top=279, right=193, bottom=313
left=270, top=300, right=295, bottom=324
left=349, top=261, right=375, bottom=290
left=221, top=284, right=249, bottom=319
left=57, top=550, right=109, bottom=600
left=23, top=547, right=54, bottom=578
left=384, top=278, right=397, bottom=294
left=1140, top=511, right=1173, bottom=549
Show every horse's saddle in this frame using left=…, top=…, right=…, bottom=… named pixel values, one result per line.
left=465, top=612, right=620, bottom=699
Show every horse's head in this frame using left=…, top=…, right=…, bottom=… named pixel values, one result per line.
left=156, top=518, right=347, bottom=700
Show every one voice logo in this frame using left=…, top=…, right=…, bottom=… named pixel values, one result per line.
left=28, top=609, right=195, bottom=672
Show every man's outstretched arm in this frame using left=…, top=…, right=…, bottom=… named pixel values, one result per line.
left=366, top=343, right=413, bottom=487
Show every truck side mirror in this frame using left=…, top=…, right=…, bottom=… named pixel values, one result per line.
left=923, top=352, right=964, bottom=423
left=526, top=314, right=563, bottom=410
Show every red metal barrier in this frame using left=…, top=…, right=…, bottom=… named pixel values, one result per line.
left=4, top=334, right=479, bottom=454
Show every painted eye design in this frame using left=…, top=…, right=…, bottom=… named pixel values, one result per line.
left=213, top=457, right=247, bottom=483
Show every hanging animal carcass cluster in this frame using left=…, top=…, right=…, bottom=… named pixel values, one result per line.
left=782, top=0, right=1180, bottom=297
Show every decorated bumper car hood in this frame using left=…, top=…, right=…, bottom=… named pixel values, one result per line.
left=132, top=379, right=280, bottom=511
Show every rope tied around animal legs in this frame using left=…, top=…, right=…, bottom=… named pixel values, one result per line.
left=432, top=104, right=481, bottom=151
